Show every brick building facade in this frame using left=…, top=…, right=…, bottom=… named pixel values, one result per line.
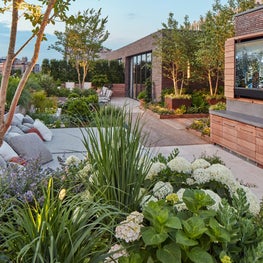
left=100, top=30, right=172, bottom=101
left=210, top=5, right=263, bottom=167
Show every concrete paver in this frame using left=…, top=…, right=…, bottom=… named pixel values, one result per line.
left=44, top=97, right=263, bottom=200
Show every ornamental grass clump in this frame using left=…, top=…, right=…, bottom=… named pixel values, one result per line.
left=81, top=105, right=153, bottom=211
left=0, top=178, right=121, bottom=263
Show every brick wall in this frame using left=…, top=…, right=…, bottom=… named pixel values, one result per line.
left=111, top=84, right=125, bottom=97
left=235, top=6, right=263, bottom=36
left=99, top=31, right=164, bottom=101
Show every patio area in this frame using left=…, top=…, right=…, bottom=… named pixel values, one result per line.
left=43, top=97, right=263, bottom=200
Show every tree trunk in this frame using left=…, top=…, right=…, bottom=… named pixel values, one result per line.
left=81, top=62, right=88, bottom=89
left=0, top=0, right=22, bottom=146
left=76, top=62, right=81, bottom=88
left=208, top=70, right=213, bottom=96
left=214, top=68, right=220, bottom=96
left=0, top=0, right=57, bottom=146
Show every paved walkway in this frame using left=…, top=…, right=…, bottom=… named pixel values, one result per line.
left=44, top=97, right=263, bottom=200
left=110, top=97, right=263, bottom=199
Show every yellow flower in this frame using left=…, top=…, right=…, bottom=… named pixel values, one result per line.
left=166, top=193, right=179, bottom=204
left=220, top=255, right=232, bottom=263
left=59, top=188, right=66, bottom=201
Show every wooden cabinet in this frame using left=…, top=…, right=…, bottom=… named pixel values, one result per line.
left=210, top=113, right=263, bottom=166
left=256, top=128, right=263, bottom=164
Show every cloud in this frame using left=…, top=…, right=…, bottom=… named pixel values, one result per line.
left=127, top=12, right=136, bottom=20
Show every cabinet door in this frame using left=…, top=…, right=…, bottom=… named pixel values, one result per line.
left=256, top=128, right=263, bottom=165
left=210, top=115, right=223, bottom=143
left=237, top=123, right=256, bottom=159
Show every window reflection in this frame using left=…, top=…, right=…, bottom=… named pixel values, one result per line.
left=130, top=52, right=152, bottom=99
left=236, top=39, right=263, bottom=89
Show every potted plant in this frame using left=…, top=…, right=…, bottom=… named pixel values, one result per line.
left=205, top=94, right=226, bottom=105
left=164, top=93, right=192, bottom=110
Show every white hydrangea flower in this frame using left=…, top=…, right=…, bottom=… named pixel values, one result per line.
left=104, top=244, right=128, bottom=263
left=77, top=163, right=93, bottom=178
left=205, top=164, right=240, bottom=194
left=167, top=156, right=192, bottom=174
left=175, top=188, right=187, bottom=211
left=202, top=189, right=222, bottom=211
left=238, top=185, right=260, bottom=215
left=153, top=181, right=173, bottom=199
left=115, top=220, right=142, bottom=243
left=191, top=158, right=211, bottom=170
left=126, top=211, right=144, bottom=224
left=65, top=155, right=81, bottom=166
left=192, top=168, right=211, bottom=184
left=145, top=162, right=166, bottom=180
left=140, top=195, right=158, bottom=208
left=186, top=177, right=195, bottom=185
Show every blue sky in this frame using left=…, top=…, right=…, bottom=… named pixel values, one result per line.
left=0, top=0, right=228, bottom=64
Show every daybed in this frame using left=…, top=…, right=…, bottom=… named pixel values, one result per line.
left=0, top=113, right=54, bottom=168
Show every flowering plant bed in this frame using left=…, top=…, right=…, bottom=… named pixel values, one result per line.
left=0, top=107, right=263, bottom=262
left=146, top=109, right=209, bottom=119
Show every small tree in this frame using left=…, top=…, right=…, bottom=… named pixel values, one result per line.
left=0, top=0, right=74, bottom=145
left=154, top=14, right=199, bottom=96
left=51, top=8, right=109, bottom=89
left=196, top=0, right=255, bottom=96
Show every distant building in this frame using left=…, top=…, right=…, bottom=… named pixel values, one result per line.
left=0, top=57, right=40, bottom=75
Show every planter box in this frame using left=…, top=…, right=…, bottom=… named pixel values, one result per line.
left=146, top=109, right=209, bottom=119
left=165, top=97, right=192, bottom=110
left=206, top=98, right=226, bottom=105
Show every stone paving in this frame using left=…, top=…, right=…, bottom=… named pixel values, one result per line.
left=44, top=97, right=263, bottom=200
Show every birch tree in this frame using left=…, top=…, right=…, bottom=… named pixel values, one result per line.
left=0, top=0, right=74, bottom=145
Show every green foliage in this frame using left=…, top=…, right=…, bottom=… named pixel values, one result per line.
left=62, top=95, right=99, bottom=126
left=31, top=90, right=57, bottom=113
left=161, top=87, right=174, bottom=103
left=137, top=90, right=146, bottom=100
left=91, top=74, right=109, bottom=88
left=46, top=59, right=78, bottom=82
left=209, top=101, right=226, bottom=111
left=188, top=91, right=209, bottom=113
left=6, top=76, right=31, bottom=110
left=51, top=8, right=109, bottom=88
left=81, top=105, right=153, bottom=211
left=90, top=59, right=124, bottom=84
left=0, top=178, right=120, bottom=262
left=154, top=14, right=199, bottom=96
left=189, top=118, right=210, bottom=136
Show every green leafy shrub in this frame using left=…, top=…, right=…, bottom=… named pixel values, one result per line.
left=31, top=90, right=57, bottom=113
left=63, top=95, right=99, bottom=126
left=209, top=101, right=226, bottom=111
left=110, top=155, right=262, bottom=262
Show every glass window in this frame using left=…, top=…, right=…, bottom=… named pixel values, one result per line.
left=235, top=39, right=263, bottom=99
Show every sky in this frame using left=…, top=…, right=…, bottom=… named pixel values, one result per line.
left=0, top=0, right=228, bottom=64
